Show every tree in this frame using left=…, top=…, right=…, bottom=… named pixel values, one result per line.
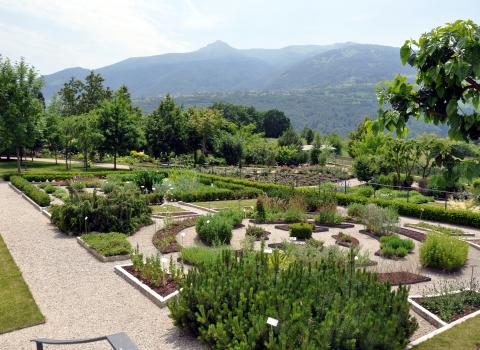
left=382, top=138, right=421, bottom=186
left=263, top=109, right=291, bottom=138
left=353, top=156, right=377, bottom=181
left=59, top=116, right=77, bottom=170
left=98, top=88, right=143, bottom=169
left=301, top=127, right=315, bottom=144
left=0, top=57, right=43, bottom=173
left=376, top=20, right=480, bottom=141
left=210, top=102, right=263, bottom=131
left=145, top=94, right=188, bottom=158
left=78, top=71, right=111, bottom=113
left=278, top=128, right=302, bottom=148
left=220, top=134, right=243, bottom=166
left=325, top=133, right=343, bottom=155
left=72, top=112, right=102, bottom=170
left=187, top=107, right=223, bottom=156
left=43, top=96, right=63, bottom=164
left=417, top=134, right=442, bottom=178
left=58, top=77, right=84, bottom=116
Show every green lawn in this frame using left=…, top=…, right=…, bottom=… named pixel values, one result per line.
left=0, top=160, right=103, bottom=176
left=193, top=198, right=257, bottom=209
left=0, top=235, right=45, bottom=334
left=150, top=204, right=187, bottom=214
left=412, top=315, right=480, bottom=350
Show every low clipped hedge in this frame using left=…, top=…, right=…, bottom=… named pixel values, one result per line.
left=289, top=223, right=313, bottom=239
left=10, top=176, right=51, bottom=207
left=169, top=251, right=417, bottom=349
left=81, top=232, right=132, bottom=257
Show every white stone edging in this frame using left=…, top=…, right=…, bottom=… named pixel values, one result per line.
left=407, top=289, right=479, bottom=348
left=8, top=182, right=49, bottom=212
left=465, top=240, right=480, bottom=251
left=77, top=237, right=130, bottom=263
left=114, top=263, right=179, bottom=308
left=177, top=201, right=218, bottom=213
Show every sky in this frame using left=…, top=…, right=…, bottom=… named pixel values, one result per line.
left=0, top=0, right=479, bottom=75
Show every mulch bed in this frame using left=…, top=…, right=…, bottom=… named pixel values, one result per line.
left=377, top=271, right=431, bottom=286
left=332, top=234, right=359, bottom=248
left=274, top=224, right=329, bottom=233
left=267, top=242, right=286, bottom=250
left=123, top=265, right=178, bottom=297
left=247, top=231, right=271, bottom=241
left=233, top=224, right=245, bottom=229
left=358, top=229, right=381, bottom=240
left=396, top=227, right=426, bottom=242
left=158, top=211, right=197, bottom=217
left=152, top=217, right=197, bottom=253
left=315, top=223, right=355, bottom=229
left=374, top=250, right=409, bottom=260
left=412, top=292, right=480, bottom=322
left=249, top=219, right=288, bottom=224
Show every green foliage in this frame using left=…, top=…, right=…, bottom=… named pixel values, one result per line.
left=263, top=109, right=291, bottom=138
left=278, top=127, right=302, bottom=148
left=361, top=203, right=398, bottom=236
left=406, top=222, right=464, bottom=236
left=275, top=145, right=307, bottom=166
left=131, top=248, right=184, bottom=287
left=133, top=171, right=165, bottom=192
left=353, top=156, right=377, bottom=181
left=219, top=208, right=243, bottom=226
left=81, top=232, right=132, bottom=257
left=420, top=233, right=468, bottom=271
left=315, top=204, right=343, bottom=224
left=347, top=203, right=365, bottom=219
left=246, top=225, right=267, bottom=239
left=169, top=250, right=417, bottom=349
left=380, top=235, right=414, bottom=258
left=10, top=176, right=51, bottom=207
left=180, top=246, right=229, bottom=266
left=289, top=223, right=313, bottom=239
left=254, top=197, right=267, bottom=223
left=196, top=213, right=233, bottom=245
left=377, top=20, right=480, bottom=141
left=50, top=185, right=151, bottom=235
left=70, top=181, right=86, bottom=191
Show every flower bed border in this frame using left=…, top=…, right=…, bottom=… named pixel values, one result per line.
left=407, top=290, right=480, bottom=348
left=114, top=263, right=179, bottom=308
left=274, top=224, right=329, bottom=233
left=76, top=237, right=130, bottom=263
left=332, top=234, right=359, bottom=248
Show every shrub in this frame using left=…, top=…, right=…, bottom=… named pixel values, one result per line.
left=219, top=208, right=243, bottom=226
left=361, top=204, right=398, bottom=236
left=380, top=235, right=414, bottom=258
left=43, top=185, right=56, bottom=194
left=347, top=203, right=365, bottom=219
left=353, top=156, right=377, bottom=181
left=10, top=176, right=51, bottom=207
left=130, top=248, right=183, bottom=287
left=420, top=233, right=468, bottom=271
left=133, top=171, right=165, bottom=192
left=315, top=204, right=343, bottom=225
left=246, top=225, right=266, bottom=239
left=180, top=246, right=229, bottom=266
left=81, top=232, right=132, bottom=257
left=196, top=214, right=233, bottom=245
left=289, top=223, right=313, bottom=239
left=354, top=185, right=374, bottom=198
left=70, top=181, right=86, bottom=191
left=50, top=185, right=151, bottom=235
left=254, top=197, right=266, bottom=223
left=169, top=251, right=417, bottom=349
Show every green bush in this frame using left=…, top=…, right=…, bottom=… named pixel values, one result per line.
left=50, top=185, right=151, bottom=235
left=315, top=204, right=343, bottom=225
left=353, top=156, right=377, bottom=181
left=289, top=223, right=313, bottom=239
left=219, top=208, right=243, bottom=226
left=354, top=185, right=375, bottom=198
left=347, top=203, right=365, bottom=219
left=380, top=235, right=414, bottom=258
left=196, top=214, right=233, bottom=245
left=81, top=232, right=132, bottom=257
left=169, top=251, right=417, bottom=349
left=180, top=246, right=229, bottom=266
left=246, top=225, right=267, bottom=239
left=10, top=176, right=51, bottom=207
left=43, top=184, right=56, bottom=194
left=133, top=171, right=165, bottom=192
left=420, top=233, right=468, bottom=271
left=361, top=204, right=398, bottom=236
left=70, top=181, right=86, bottom=191
left=254, top=197, right=266, bottom=223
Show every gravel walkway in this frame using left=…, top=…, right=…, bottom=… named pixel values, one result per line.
left=0, top=181, right=202, bottom=350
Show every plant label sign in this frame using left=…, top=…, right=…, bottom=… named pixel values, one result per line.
left=267, top=317, right=279, bottom=327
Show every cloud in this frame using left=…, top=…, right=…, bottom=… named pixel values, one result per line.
left=0, top=0, right=219, bottom=73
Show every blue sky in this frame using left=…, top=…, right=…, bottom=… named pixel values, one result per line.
left=0, top=0, right=478, bottom=74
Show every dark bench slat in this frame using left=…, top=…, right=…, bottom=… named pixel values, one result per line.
left=32, top=335, right=107, bottom=345
left=32, top=332, right=138, bottom=350
left=107, top=332, right=139, bottom=350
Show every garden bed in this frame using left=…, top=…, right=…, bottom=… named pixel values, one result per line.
left=374, top=249, right=409, bottom=260
left=152, top=217, right=197, bottom=253
left=274, top=224, right=328, bottom=233
left=313, top=222, right=355, bottom=229
left=377, top=271, right=431, bottom=286
left=76, top=236, right=130, bottom=263
left=396, top=227, right=426, bottom=242
left=114, top=264, right=179, bottom=308
left=332, top=234, right=359, bottom=248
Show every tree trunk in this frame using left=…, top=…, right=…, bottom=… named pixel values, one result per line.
left=54, top=150, right=58, bottom=165
left=114, top=152, right=117, bottom=170
left=16, top=144, right=21, bottom=173
left=84, top=151, right=88, bottom=171
left=65, top=149, right=68, bottom=170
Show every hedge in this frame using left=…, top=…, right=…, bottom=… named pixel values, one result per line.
left=10, top=176, right=51, bottom=207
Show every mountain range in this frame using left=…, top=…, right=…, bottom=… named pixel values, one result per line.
left=42, top=41, right=447, bottom=136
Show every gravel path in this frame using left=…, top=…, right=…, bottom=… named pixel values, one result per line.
left=0, top=181, right=201, bottom=350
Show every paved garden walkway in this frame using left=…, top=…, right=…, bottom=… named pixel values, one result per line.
left=0, top=180, right=201, bottom=350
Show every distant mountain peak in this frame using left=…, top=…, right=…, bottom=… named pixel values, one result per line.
left=197, top=40, right=236, bottom=53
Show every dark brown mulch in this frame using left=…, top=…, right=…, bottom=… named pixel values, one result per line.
left=470, top=239, right=480, bottom=245
left=247, top=231, right=271, bottom=241
left=315, top=223, right=355, bottom=229
left=123, top=265, right=178, bottom=297
left=358, top=229, right=381, bottom=240
left=274, top=224, right=329, bottom=233
left=267, top=242, right=286, bottom=250
left=233, top=224, right=245, bottom=229
left=396, top=227, right=426, bottom=242
left=377, top=271, right=431, bottom=286
left=152, top=217, right=198, bottom=253
left=332, top=234, right=359, bottom=248
left=249, top=219, right=287, bottom=225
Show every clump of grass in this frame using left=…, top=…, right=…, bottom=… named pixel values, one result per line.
left=81, top=232, right=132, bottom=257
left=180, top=246, right=229, bottom=266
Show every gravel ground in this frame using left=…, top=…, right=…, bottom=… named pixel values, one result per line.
left=0, top=181, right=202, bottom=350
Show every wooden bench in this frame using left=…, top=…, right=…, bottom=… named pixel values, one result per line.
left=32, top=332, right=139, bottom=350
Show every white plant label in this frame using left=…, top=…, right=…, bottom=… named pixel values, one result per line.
left=267, top=317, right=279, bottom=327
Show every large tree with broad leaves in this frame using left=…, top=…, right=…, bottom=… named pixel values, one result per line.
left=376, top=20, right=480, bottom=141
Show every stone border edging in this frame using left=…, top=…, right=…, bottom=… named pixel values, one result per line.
left=408, top=296, right=447, bottom=328
left=114, top=264, right=179, bottom=308
left=177, top=201, right=218, bottom=213
left=77, top=237, right=130, bottom=263
left=465, top=240, right=480, bottom=251
left=8, top=182, right=49, bottom=212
